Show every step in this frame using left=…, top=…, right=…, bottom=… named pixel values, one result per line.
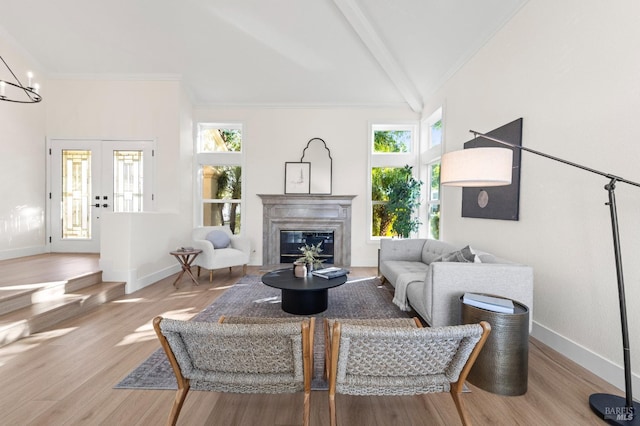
left=0, top=281, right=125, bottom=348
left=0, top=271, right=103, bottom=316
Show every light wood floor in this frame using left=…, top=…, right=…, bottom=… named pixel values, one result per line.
left=0, top=256, right=615, bottom=425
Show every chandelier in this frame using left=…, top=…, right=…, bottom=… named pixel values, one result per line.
left=0, top=55, right=42, bottom=103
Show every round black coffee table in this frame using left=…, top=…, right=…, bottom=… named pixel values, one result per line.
left=261, top=268, right=348, bottom=315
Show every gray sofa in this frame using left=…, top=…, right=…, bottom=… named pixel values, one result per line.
left=379, top=238, right=533, bottom=330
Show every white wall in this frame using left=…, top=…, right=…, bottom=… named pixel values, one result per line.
left=46, top=78, right=195, bottom=291
left=193, top=106, right=419, bottom=267
left=0, top=37, right=47, bottom=259
left=428, top=0, right=640, bottom=392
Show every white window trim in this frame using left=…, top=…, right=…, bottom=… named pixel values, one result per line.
left=368, top=122, right=420, bottom=241
left=420, top=107, right=443, bottom=239
left=193, top=123, right=246, bottom=232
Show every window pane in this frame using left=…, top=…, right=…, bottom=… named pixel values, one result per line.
left=430, top=120, right=442, bottom=147
left=373, top=130, right=411, bottom=153
left=113, top=150, right=144, bottom=212
left=371, top=166, right=405, bottom=237
left=202, top=166, right=242, bottom=200
left=428, top=204, right=440, bottom=239
left=200, top=127, right=242, bottom=152
left=427, top=162, right=441, bottom=239
left=62, top=150, right=91, bottom=239
left=203, top=202, right=241, bottom=234
left=430, top=163, right=440, bottom=201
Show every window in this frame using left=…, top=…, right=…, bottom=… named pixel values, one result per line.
left=421, top=108, right=443, bottom=239
left=427, top=162, right=441, bottom=239
left=370, top=124, right=418, bottom=238
left=196, top=124, right=243, bottom=234
left=199, top=124, right=242, bottom=153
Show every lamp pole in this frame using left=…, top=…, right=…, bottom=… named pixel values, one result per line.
left=470, top=130, right=640, bottom=425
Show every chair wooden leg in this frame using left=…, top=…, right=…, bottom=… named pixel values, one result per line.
left=197, top=266, right=201, bottom=277
left=303, top=390, right=310, bottom=426
left=329, top=393, right=337, bottom=426
left=167, top=386, right=190, bottom=426
left=323, top=319, right=331, bottom=380
left=209, top=270, right=213, bottom=283
left=450, top=388, right=471, bottom=426
left=228, top=266, right=232, bottom=273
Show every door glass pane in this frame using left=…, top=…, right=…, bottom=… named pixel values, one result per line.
left=62, top=150, right=91, bottom=239
left=113, top=150, right=143, bottom=212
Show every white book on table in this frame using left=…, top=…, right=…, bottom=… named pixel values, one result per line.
left=462, top=293, right=514, bottom=314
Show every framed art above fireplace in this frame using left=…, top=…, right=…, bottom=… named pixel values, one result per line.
left=284, top=162, right=310, bottom=194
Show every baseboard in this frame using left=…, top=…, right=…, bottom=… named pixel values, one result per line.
left=131, top=265, right=180, bottom=293
left=99, top=260, right=180, bottom=294
left=531, top=321, right=640, bottom=395
left=0, top=246, right=46, bottom=261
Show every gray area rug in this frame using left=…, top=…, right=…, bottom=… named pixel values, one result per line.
left=115, top=274, right=414, bottom=391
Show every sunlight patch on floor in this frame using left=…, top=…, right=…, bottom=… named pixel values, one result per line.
left=116, top=329, right=157, bottom=346
left=346, top=276, right=378, bottom=284
left=115, top=307, right=199, bottom=346
left=0, top=281, right=66, bottom=291
left=253, top=296, right=281, bottom=305
left=111, top=298, right=146, bottom=304
left=0, top=327, right=77, bottom=367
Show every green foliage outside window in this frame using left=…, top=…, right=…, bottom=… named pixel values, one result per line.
left=373, top=130, right=411, bottom=153
left=201, top=128, right=242, bottom=152
left=372, top=165, right=423, bottom=238
left=201, top=128, right=242, bottom=233
left=371, top=129, right=422, bottom=237
left=429, top=163, right=441, bottom=239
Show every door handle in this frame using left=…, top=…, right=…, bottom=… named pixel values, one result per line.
left=102, top=204, right=109, bottom=208
left=94, top=203, right=100, bottom=208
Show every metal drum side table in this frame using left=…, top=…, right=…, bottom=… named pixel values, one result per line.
left=460, top=295, right=529, bottom=396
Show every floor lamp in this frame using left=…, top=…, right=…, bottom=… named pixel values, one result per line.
left=441, top=130, right=639, bottom=425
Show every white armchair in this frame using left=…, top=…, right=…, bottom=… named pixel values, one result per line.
left=191, top=226, right=250, bottom=283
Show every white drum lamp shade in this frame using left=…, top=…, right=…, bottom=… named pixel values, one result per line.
left=441, top=147, right=513, bottom=187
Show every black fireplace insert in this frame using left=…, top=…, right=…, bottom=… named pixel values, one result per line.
left=280, top=231, right=334, bottom=264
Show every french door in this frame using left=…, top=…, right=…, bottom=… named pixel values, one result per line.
left=48, top=139, right=154, bottom=253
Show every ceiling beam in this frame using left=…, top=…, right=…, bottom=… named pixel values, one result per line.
left=333, top=0, right=423, bottom=113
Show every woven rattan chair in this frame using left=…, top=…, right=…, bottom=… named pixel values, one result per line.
left=323, top=317, right=423, bottom=380
left=153, top=316, right=314, bottom=426
left=328, top=320, right=490, bottom=426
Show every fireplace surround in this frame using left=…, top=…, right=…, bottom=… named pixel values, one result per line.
left=258, top=194, right=356, bottom=266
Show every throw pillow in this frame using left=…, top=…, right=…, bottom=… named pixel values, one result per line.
left=205, top=230, right=231, bottom=249
left=468, top=246, right=483, bottom=263
left=433, top=245, right=476, bottom=263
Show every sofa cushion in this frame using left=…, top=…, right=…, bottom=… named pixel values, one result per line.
left=206, top=230, right=231, bottom=249
left=421, top=239, right=456, bottom=264
left=433, top=245, right=475, bottom=263
left=379, top=260, right=428, bottom=289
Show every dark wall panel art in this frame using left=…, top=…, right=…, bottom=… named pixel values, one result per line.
left=462, top=118, right=523, bottom=221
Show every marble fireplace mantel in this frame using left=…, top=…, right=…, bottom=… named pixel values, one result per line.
left=258, top=194, right=356, bottom=266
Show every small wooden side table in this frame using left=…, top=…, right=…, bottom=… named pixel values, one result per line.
left=170, top=249, right=202, bottom=288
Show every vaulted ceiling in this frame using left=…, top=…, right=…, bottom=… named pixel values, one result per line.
left=0, top=0, right=527, bottom=112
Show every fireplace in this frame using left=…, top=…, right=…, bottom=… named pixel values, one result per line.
left=280, top=230, right=334, bottom=264
left=258, top=194, right=356, bottom=266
